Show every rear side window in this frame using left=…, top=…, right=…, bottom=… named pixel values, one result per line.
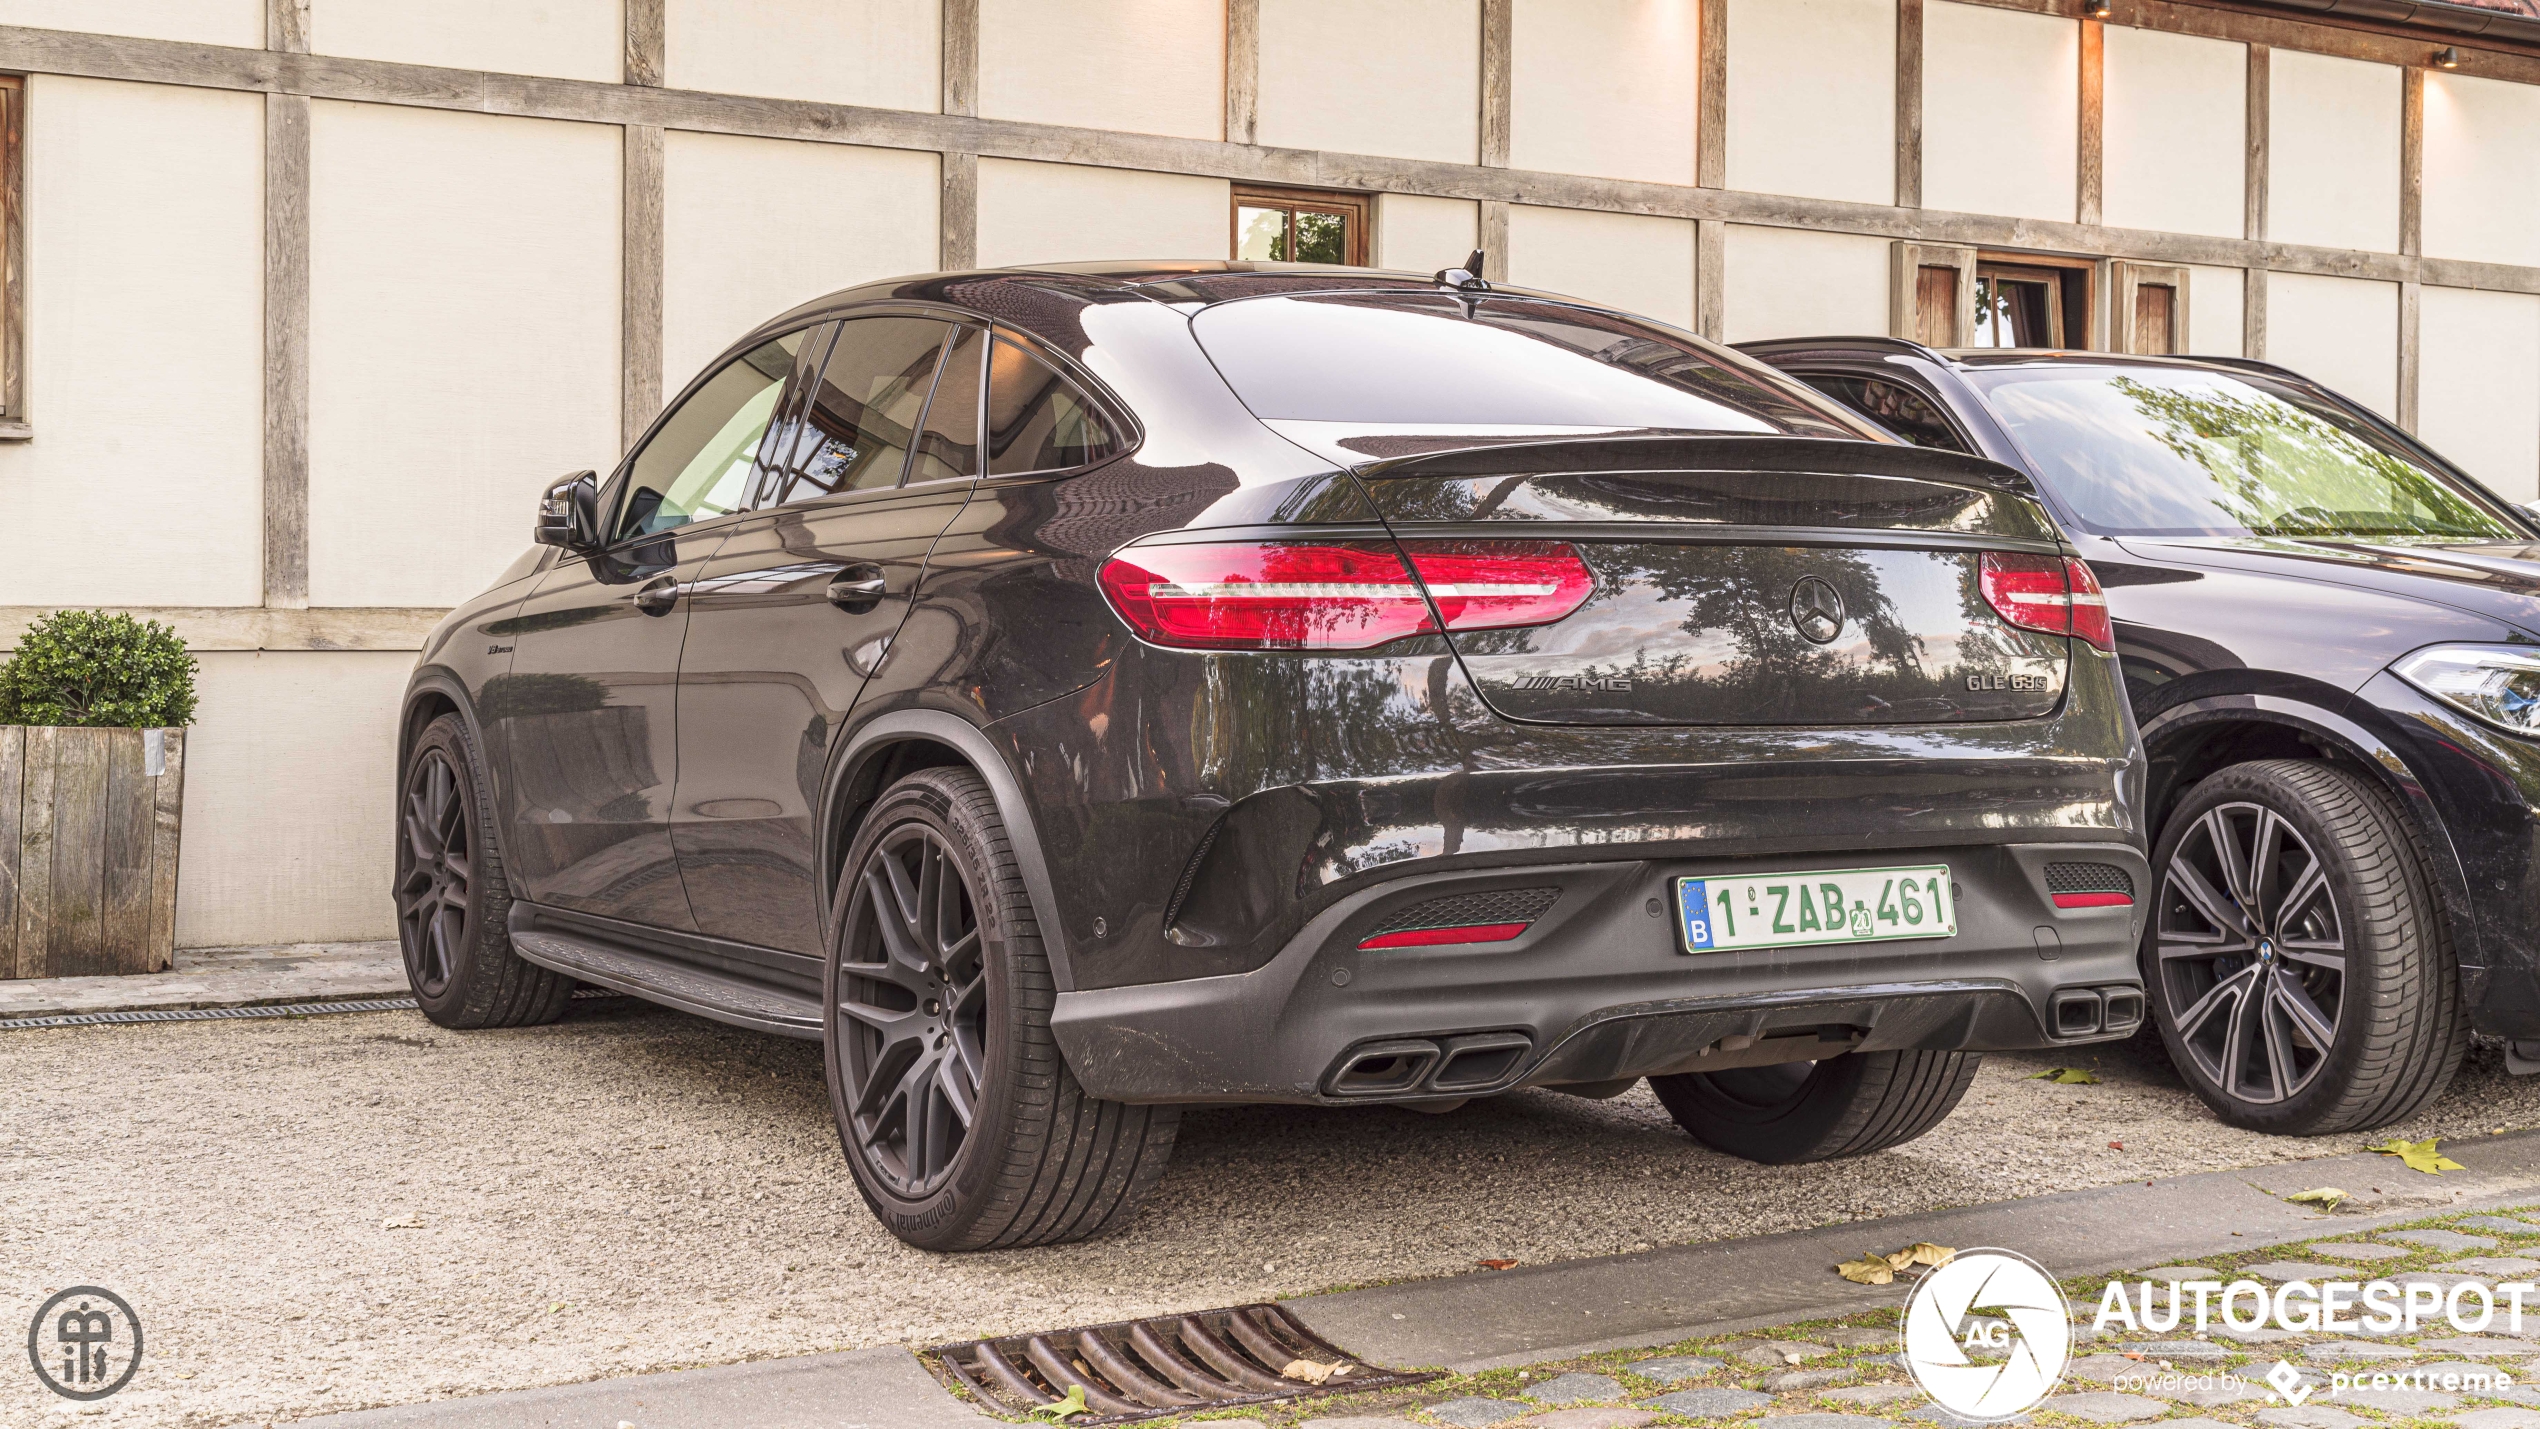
left=1805, top=373, right=1974, bottom=454
left=766, top=316, right=952, bottom=504
left=1192, top=293, right=1870, bottom=439
left=987, top=337, right=1120, bottom=474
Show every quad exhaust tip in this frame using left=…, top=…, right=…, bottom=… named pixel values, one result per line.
left=930, top=1303, right=1438, bottom=1423
left=1325, top=1031, right=1534, bottom=1098
left=2052, top=985, right=2145, bottom=1038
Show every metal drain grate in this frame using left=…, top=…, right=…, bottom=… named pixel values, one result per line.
left=929, top=1303, right=1434, bottom=1423
left=0, top=986, right=621, bottom=1032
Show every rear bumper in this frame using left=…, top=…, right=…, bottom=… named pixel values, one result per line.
left=1050, top=839, right=2149, bottom=1105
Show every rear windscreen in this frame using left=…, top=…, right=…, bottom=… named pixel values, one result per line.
left=1191, top=293, right=1875, bottom=440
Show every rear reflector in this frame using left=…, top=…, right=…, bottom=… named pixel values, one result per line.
left=2051, top=891, right=2134, bottom=909
left=1357, top=921, right=1532, bottom=950
left=1098, top=540, right=1591, bottom=652
left=1979, top=552, right=2116, bottom=654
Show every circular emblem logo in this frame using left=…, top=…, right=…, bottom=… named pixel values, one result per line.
left=1790, top=577, right=1846, bottom=644
left=26, top=1286, right=143, bottom=1402
left=1902, top=1249, right=2069, bottom=1421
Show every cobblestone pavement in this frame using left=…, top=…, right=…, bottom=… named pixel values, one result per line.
left=1232, top=1204, right=2540, bottom=1429
left=9, top=1000, right=2540, bottom=1426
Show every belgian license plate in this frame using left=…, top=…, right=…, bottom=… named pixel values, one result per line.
left=1676, top=864, right=1956, bottom=953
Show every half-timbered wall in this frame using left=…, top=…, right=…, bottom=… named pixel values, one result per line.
left=0, top=0, right=2532, bottom=944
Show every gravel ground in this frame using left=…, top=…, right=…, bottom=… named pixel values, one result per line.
left=8, top=999, right=2540, bottom=1427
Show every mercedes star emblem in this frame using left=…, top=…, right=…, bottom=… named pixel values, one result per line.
left=1790, top=576, right=1846, bottom=644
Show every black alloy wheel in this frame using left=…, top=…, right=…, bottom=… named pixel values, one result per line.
left=824, top=768, right=1179, bottom=1250
left=2153, top=801, right=2345, bottom=1104
left=2144, top=760, right=2466, bottom=1134
left=397, top=745, right=473, bottom=1001
left=392, top=714, right=574, bottom=1029
left=834, top=822, right=991, bottom=1198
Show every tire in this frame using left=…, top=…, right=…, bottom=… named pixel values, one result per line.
left=1649, top=1050, right=1979, bottom=1163
left=2143, top=758, right=2467, bottom=1135
left=824, top=768, right=1179, bottom=1251
left=393, top=713, right=574, bottom=1029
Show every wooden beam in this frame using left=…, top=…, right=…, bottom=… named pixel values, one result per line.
left=2399, top=63, right=2424, bottom=259
left=1696, top=217, right=1726, bottom=342
left=1225, top=0, right=1259, bottom=146
left=1480, top=200, right=1509, bottom=281
left=1897, top=0, right=1924, bottom=208
left=942, top=0, right=978, bottom=119
left=942, top=150, right=978, bottom=270
left=1481, top=0, right=1511, bottom=168
left=2245, top=265, right=2268, bottom=358
left=2245, top=41, right=2269, bottom=241
left=624, top=0, right=664, bottom=88
left=0, top=606, right=449, bottom=652
left=622, top=123, right=664, bottom=452
left=2398, top=277, right=2421, bottom=431
left=266, top=0, right=307, bottom=53
left=262, top=90, right=310, bottom=611
left=2078, top=19, right=2104, bottom=228
left=1699, top=0, right=1729, bottom=188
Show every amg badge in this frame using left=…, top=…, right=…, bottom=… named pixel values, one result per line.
left=1515, top=674, right=1634, bottom=692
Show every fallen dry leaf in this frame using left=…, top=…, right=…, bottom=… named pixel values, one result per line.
left=2367, top=1137, right=2465, bottom=1174
left=2108, top=1141, right=2124, bottom=1150
left=380, top=1214, right=422, bottom=1230
left=1281, top=1358, right=1349, bottom=1385
left=2286, top=1187, right=2350, bottom=1211
left=1836, top=1253, right=1896, bottom=1286
left=1028, top=1385, right=1089, bottom=1421
left=1885, top=1242, right=1956, bottom=1271
left=2030, top=1067, right=2099, bottom=1084
left=1477, top=1259, right=1518, bottom=1270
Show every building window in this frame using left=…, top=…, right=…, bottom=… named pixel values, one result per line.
left=1231, top=186, right=1368, bottom=266
left=2111, top=262, right=2191, bottom=356
left=1971, top=255, right=2098, bottom=350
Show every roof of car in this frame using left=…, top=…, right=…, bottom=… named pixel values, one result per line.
left=1734, top=334, right=2297, bottom=381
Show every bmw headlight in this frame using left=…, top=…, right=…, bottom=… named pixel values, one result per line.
left=2393, top=644, right=2540, bottom=736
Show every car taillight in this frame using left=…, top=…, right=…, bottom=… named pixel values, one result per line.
left=1980, top=552, right=2115, bottom=654
left=1098, top=540, right=1591, bottom=652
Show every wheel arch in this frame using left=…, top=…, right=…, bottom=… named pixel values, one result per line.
left=818, top=709, right=1078, bottom=992
left=398, top=667, right=482, bottom=780
left=2139, top=693, right=2481, bottom=972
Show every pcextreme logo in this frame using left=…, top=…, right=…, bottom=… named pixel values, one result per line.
left=1903, top=1249, right=2072, bottom=1421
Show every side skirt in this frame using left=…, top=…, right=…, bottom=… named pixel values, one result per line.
left=507, top=902, right=823, bottom=1040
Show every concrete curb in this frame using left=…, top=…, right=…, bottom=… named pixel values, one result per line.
left=0, top=941, right=405, bottom=1020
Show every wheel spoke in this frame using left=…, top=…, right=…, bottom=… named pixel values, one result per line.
left=2255, top=993, right=2296, bottom=1102
left=2205, top=808, right=2256, bottom=910
left=861, top=864, right=931, bottom=981
left=2156, top=935, right=2229, bottom=959
left=2276, top=853, right=2328, bottom=934
left=2173, top=962, right=2259, bottom=1041
left=2169, top=858, right=2254, bottom=943
left=2271, top=969, right=2338, bottom=1048
left=2220, top=976, right=2264, bottom=1100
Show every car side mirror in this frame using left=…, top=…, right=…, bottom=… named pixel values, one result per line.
left=534, top=471, right=600, bottom=551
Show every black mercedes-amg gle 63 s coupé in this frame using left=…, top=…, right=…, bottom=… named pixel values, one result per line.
left=1750, top=336, right=2540, bottom=1139
left=397, top=262, right=2146, bottom=1249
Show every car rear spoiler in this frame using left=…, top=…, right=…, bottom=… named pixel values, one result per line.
left=1351, top=433, right=2037, bottom=497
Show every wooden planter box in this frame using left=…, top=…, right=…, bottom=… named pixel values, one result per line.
left=0, top=726, right=186, bottom=979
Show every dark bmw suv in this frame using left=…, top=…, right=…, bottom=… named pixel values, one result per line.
left=397, top=263, right=2148, bottom=1250
left=1749, top=336, right=2540, bottom=1138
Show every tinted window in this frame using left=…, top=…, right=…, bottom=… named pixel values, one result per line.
left=987, top=338, right=1120, bottom=474
left=1806, top=374, right=1974, bottom=454
left=766, top=317, right=951, bottom=505
left=1971, top=365, right=2520, bottom=540
left=616, top=332, right=803, bottom=541
left=1192, top=293, right=1869, bottom=438
left=909, top=326, right=985, bottom=484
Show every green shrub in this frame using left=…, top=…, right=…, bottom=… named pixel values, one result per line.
left=0, top=611, right=199, bottom=728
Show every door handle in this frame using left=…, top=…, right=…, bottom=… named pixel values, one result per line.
left=826, top=566, right=888, bottom=613
left=632, top=575, right=679, bottom=616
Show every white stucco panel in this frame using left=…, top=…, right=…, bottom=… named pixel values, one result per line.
left=2268, top=49, right=2400, bottom=254
left=1722, top=225, right=1889, bottom=344
left=175, top=652, right=411, bottom=947
left=2184, top=265, right=2244, bottom=358
left=309, top=0, right=621, bottom=82
left=2423, top=72, right=2540, bottom=270
left=667, top=0, right=940, bottom=111
left=1507, top=206, right=1695, bottom=329
left=1923, top=2, right=2076, bottom=223
left=1727, top=0, right=1895, bottom=206
left=0, top=78, right=262, bottom=608
left=1376, top=194, right=1480, bottom=274
left=2102, top=26, right=2244, bottom=240
left=1511, top=0, right=1697, bottom=185
left=2419, top=285, right=2540, bottom=502
left=308, top=103, right=621, bottom=609
left=1259, top=0, right=1479, bottom=163
left=2266, top=271, right=2398, bottom=417
left=976, top=160, right=1229, bottom=268
left=664, top=133, right=938, bottom=390
left=0, top=0, right=257, bottom=45
left=980, top=0, right=1223, bottom=140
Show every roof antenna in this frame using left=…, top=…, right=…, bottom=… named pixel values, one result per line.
left=1434, top=249, right=1491, bottom=292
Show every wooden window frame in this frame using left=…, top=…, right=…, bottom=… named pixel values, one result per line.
left=1974, top=251, right=2105, bottom=351
left=1892, top=242, right=1978, bottom=347
left=0, top=74, right=22, bottom=435
left=2111, top=261, right=2192, bottom=356
left=1230, top=184, right=1370, bottom=267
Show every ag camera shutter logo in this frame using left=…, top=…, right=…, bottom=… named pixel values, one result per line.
left=1904, top=1249, right=2071, bottom=1420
